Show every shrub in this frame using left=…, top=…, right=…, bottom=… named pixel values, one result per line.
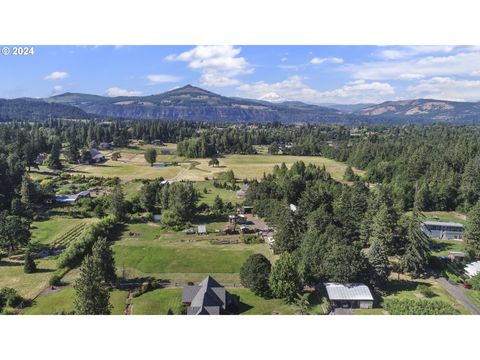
left=417, top=284, right=436, bottom=298
left=240, top=234, right=263, bottom=244
left=383, top=298, right=459, bottom=315
left=49, top=274, right=62, bottom=286
left=0, top=288, right=23, bottom=309
left=468, top=275, right=480, bottom=290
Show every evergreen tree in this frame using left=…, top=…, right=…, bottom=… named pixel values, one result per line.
left=343, top=166, right=358, bottom=181
left=401, top=209, right=431, bottom=277
left=465, top=200, right=480, bottom=260
left=212, top=195, right=224, bottom=215
left=45, top=139, right=62, bottom=170
left=269, top=252, right=302, bottom=303
left=144, top=148, right=157, bottom=166
left=368, top=188, right=398, bottom=254
left=20, top=175, right=34, bottom=210
left=23, top=248, right=37, bottom=273
left=92, top=237, right=116, bottom=283
left=106, top=185, right=125, bottom=220
left=367, top=238, right=390, bottom=287
left=74, top=254, right=111, bottom=315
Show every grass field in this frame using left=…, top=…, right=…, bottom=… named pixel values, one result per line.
left=465, top=290, right=480, bottom=308
left=132, top=288, right=183, bottom=315
left=194, top=181, right=240, bottom=206
left=381, top=275, right=469, bottom=314
left=352, top=308, right=386, bottom=315
left=67, top=144, right=361, bottom=183
left=112, top=222, right=274, bottom=284
left=0, top=258, right=56, bottom=299
left=431, top=238, right=464, bottom=256
left=421, top=211, right=467, bottom=224
left=22, top=287, right=128, bottom=315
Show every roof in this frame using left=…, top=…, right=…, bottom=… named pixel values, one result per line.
left=423, top=221, right=464, bottom=228
left=465, top=261, right=480, bottom=277
left=324, top=283, right=373, bottom=301
left=182, top=276, right=230, bottom=315
left=448, top=251, right=465, bottom=256
left=55, top=190, right=90, bottom=203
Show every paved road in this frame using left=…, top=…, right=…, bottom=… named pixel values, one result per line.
left=437, top=277, right=480, bottom=315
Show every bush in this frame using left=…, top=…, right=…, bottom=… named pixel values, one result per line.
left=0, top=288, right=23, bottom=310
left=417, top=284, right=436, bottom=298
left=49, top=274, right=62, bottom=286
left=240, top=234, right=263, bottom=244
left=468, top=275, right=480, bottom=290
left=383, top=298, right=459, bottom=315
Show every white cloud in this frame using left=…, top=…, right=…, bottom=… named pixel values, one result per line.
left=281, top=57, right=287, bottom=62
left=399, top=73, right=425, bottom=80
left=237, top=76, right=394, bottom=104
left=375, top=46, right=457, bottom=60
left=146, top=74, right=181, bottom=83
left=408, top=77, right=480, bottom=102
left=50, top=85, right=63, bottom=95
left=166, top=45, right=252, bottom=87
left=310, top=57, right=343, bottom=65
left=104, top=87, right=142, bottom=97
left=348, top=50, right=480, bottom=80
left=44, top=71, right=69, bottom=81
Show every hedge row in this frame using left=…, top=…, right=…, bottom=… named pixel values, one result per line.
left=57, top=215, right=118, bottom=268
left=383, top=298, right=459, bottom=315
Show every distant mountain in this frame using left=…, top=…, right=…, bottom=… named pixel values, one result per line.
left=4, top=85, right=480, bottom=124
left=46, top=85, right=344, bottom=123
left=356, top=99, right=480, bottom=123
left=0, top=98, right=90, bottom=121
left=319, top=103, right=374, bottom=113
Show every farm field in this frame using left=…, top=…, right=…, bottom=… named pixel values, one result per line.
left=112, top=222, right=274, bottom=284
left=22, top=287, right=129, bottom=315
left=31, top=217, right=95, bottom=245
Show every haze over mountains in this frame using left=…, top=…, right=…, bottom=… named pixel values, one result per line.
left=1, top=84, right=480, bottom=124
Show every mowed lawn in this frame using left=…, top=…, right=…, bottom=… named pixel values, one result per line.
left=112, top=223, right=273, bottom=284
left=23, top=287, right=128, bottom=315
left=194, top=181, right=240, bottom=206
left=132, top=288, right=183, bottom=315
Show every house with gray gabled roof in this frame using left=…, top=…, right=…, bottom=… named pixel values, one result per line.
left=182, top=276, right=239, bottom=315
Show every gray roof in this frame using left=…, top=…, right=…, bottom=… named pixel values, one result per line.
left=324, top=283, right=373, bottom=301
left=182, top=276, right=230, bottom=315
left=423, top=221, right=464, bottom=228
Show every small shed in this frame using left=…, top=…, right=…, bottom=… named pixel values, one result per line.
left=243, top=205, right=253, bottom=214
left=197, top=224, right=207, bottom=235
left=324, top=283, right=374, bottom=309
left=153, top=214, right=161, bottom=222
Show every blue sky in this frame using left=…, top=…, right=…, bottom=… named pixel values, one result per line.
left=1, top=45, right=480, bottom=104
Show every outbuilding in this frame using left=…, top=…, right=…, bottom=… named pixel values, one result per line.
left=324, top=283, right=374, bottom=309
left=197, top=224, right=207, bottom=235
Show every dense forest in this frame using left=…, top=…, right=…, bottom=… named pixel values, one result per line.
left=2, top=120, right=480, bottom=214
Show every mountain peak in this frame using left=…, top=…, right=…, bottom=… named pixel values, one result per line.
left=163, top=84, right=219, bottom=97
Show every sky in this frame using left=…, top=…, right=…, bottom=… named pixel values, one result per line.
left=1, top=45, right=480, bottom=104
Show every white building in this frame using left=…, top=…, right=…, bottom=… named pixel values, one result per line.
left=422, top=221, right=464, bottom=240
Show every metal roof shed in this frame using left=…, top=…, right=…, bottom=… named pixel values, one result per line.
left=324, top=283, right=374, bottom=310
